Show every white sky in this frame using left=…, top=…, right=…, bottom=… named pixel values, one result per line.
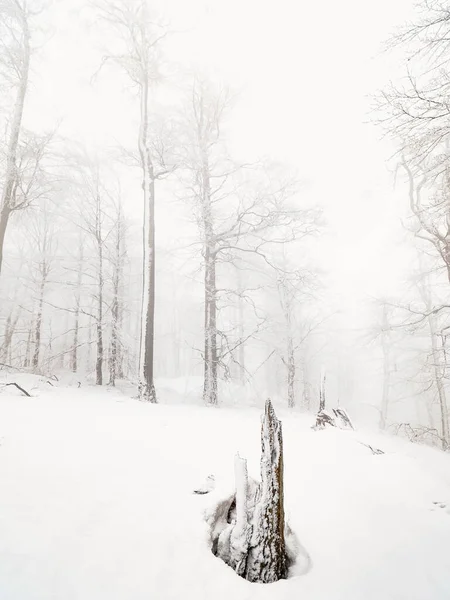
left=25, top=0, right=417, bottom=311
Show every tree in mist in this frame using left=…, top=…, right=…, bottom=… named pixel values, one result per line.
left=379, top=301, right=392, bottom=430
left=417, top=271, right=449, bottom=445
left=27, top=201, right=57, bottom=371
left=276, top=268, right=320, bottom=408
left=377, top=0, right=450, bottom=448
left=108, top=198, right=127, bottom=386
left=71, top=232, right=84, bottom=374
left=95, top=0, right=175, bottom=402
left=74, top=165, right=116, bottom=386
left=0, top=1, right=52, bottom=274
left=181, top=80, right=318, bottom=406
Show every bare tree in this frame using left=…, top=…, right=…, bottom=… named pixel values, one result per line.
left=0, top=2, right=53, bottom=274
left=94, top=0, right=175, bottom=402
left=108, top=198, right=127, bottom=386
left=71, top=233, right=84, bottom=373
left=28, top=201, right=57, bottom=371
left=181, top=80, right=318, bottom=406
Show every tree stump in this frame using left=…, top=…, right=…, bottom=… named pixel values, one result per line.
left=245, top=399, right=288, bottom=583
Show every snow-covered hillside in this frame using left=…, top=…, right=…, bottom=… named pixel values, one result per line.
left=1, top=379, right=450, bottom=600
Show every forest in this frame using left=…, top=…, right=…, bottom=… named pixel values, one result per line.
left=1, top=0, right=450, bottom=451
left=1, top=0, right=450, bottom=598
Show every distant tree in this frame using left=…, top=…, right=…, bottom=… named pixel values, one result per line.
left=27, top=201, right=58, bottom=371
left=181, top=80, right=318, bottom=406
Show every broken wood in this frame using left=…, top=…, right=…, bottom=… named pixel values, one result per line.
left=212, top=399, right=290, bottom=583
left=333, top=408, right=354, bottom=430
left=358, top=441, right=384, bottom=455
left=3, top=382, right=31, bottom=397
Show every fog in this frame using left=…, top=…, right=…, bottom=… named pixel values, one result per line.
left=1, top=0, right=449, bottom=446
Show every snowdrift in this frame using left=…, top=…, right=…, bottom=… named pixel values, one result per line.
left=0, top=379, right=450, bottom=599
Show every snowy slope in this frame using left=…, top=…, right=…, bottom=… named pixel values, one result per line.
left=1, top=381, right=450, bottom=600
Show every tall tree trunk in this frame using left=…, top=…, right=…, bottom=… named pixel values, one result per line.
left=0, top=13, right=30, bottom=274
left=138, top=70, right=157, bottom=403
left=433, top=329, right=449, bottom=447
left=109, top=205, right=123, bottom=386
left=86, top=297, right=94, bottom=373
left=203, top=244, right=218, bottom=405
left=72, top=240, right=83, bottom=373
left=201, top=145, right=218, bottom=406
left=95, top=195, right=104, bottom=386
left=32, top=263, right=47, bottom=371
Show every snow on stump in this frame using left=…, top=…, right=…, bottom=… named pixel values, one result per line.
left=246, top=399, right=288, bottom=583
left=209, top=399, right=294, bottom=583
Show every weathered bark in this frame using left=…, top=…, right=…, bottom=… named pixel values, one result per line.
left=246, top=399, right=288, bottom=583
left=0, top=7, right=30, bottom=274
left=138, top=60, right=157, bottom=403
left=213, top=400, right=290, bottom=583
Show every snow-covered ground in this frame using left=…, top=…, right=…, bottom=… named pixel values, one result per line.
left=1, top=377, right=450, bottom=599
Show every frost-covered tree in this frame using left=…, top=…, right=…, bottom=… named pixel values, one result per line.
left=94, top=0, right=175, bottom=402
left=0, top=1, right=53, bottom=275
left=181, top=80, right=318, bottom=406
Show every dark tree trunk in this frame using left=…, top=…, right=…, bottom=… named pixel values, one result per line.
left=138, top=74, right=157, bottom=403
left=32, top=268, right=46, bottom=371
